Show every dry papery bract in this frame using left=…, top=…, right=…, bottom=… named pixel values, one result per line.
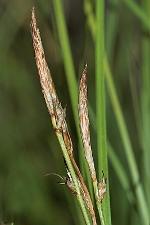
left=79, top=64, right=96, bottom=182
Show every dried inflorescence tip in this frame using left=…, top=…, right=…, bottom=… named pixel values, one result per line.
left=79, top=64, right=96, bottom=181
left=31, top=7, right=74, bottom=157
left=31, top=7, right=56, bottom=116
left=79, top=65, right=107, bottom=205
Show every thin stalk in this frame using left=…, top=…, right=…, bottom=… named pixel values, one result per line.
left=95, top=0, right=105, bottom=180
left=93, top=182, right=105, bottom=225
left=141, top=0, right=150, bottom=211
left=89, top=103, right=135, bottom=204
left=52, top=0, right=78, bottom=124
left=95, top=1, right=111, bottom=225
left=56, top=134, right=91, bottom=225
left=104, top=57, right=149, bottom=224
left=52, top=0, right=94, bottom=199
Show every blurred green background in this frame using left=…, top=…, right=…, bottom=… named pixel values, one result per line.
left=0, top=0, right=150, bottom=225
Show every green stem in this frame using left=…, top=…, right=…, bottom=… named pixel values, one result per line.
left=95, top=0, right=111, bottom=224
left=52, top=0, right=78, bottom=124
left=57, top=133, right=91, bottom=225
left=141, top=0, right=150, bottom=212
left=104, top=57, right=149, bottom=224
left=52, top=0, right=94, bottom=200
left=93, top=181, right=105, bottom=225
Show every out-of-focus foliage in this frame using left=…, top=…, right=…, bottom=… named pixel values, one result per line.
left=0, top=0, right=150, bottom=225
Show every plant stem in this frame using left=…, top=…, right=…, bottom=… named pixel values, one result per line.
left=95, top=0, right=111, bottom=225
left=141, top=0, right=150, bottom=212
left=52, top=0, right=94, bottom=201
left=104, top=57, right=149, bottom=224
left=56, top=133, right=91, bottom=225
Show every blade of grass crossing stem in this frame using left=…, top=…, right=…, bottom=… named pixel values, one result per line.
left=141, top=0, right=150, bottom=210
left=95, top=1, right=111, bottom=225
left=52, top=0, right=94, bottom=205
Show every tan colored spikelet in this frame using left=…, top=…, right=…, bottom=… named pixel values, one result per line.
left=31, top=7, right=73, bottom=157
left=79, top=64, right=96, bottom=181
left=31, top=7, right=56, bottom=116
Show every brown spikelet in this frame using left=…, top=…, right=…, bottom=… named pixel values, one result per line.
left=79, top=64, right=96, bottom=181
left=31, top=7, right=74, bottom=157
left=31, top=7, right=56, bottom=116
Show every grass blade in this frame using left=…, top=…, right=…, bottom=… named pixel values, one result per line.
left=52, top=0, right=94, bottom=201
left=95, top=1, right=111, bottom=225
left=104, top=58, right=149, bottom=224
left=141, top=0, right=150, bottom=211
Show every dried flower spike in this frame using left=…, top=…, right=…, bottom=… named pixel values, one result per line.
left=79, top=64, right=96, bottom=182
left=31, top=7, right=73, bottom=158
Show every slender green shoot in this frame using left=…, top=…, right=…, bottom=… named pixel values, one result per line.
left=104, top=58, right=149, bottom=224
left=52, top=0, right=94, bottom=200
left=141, top=0, right=150, bottom=211
left=95, top=1, right=112, bottom=225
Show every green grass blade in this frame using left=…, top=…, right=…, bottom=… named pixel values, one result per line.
left=95, top=0, right=105, bottom=177
left=95, top=1, right=111, bottom=225
left=104, top=57, right=149, bottom=224
left=108, top=144, right=134, bottom=203
left=89, top=92, right=137, bottom=210
left=141, top=0, right=150, bottom=211
left=89, top=104, right=134, bottom=204
left=52, top=0, right=78, bottom=124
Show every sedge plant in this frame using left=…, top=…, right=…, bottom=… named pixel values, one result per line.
left=31, top=4, right=110, bottom=225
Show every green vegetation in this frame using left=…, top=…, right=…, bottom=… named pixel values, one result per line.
left=0, top=0, right=149, bottom=225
